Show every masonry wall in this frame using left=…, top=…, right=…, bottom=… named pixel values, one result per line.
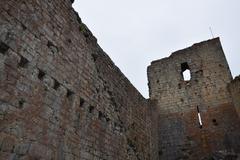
left=0, top=0, right=158, bottom=160
left=147, top=38, right=240, bottom=160
left=229, top=76, right=240, bottom=118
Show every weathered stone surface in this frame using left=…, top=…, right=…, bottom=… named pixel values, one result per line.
left=148, top=38, right=240, bottom=159
left=229, top=76, right=240, bottom=118
left=0, top=0, right=239, bottom=160
left=0, top=0, right=158, bottom=160
left=14, top=143, right=31, bottom=156
left=1, top=136, right=15, bottom=152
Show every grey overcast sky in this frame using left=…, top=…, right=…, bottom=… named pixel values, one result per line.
left=73, top=0, right=240, bottom=98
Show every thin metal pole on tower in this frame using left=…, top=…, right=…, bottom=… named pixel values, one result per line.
left=209, top=27, right=215, bottom=38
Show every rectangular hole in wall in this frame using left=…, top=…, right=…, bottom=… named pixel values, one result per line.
left=98, top=111, right=103, bottom=120
left=79, top=97, right=85, bottom=107
left=197, top=106, right=203, bottom=128
left=181, top=62, right=191, bottom=81
left=18, top=98, right=26, bottom=109
left=47, top=40, right=58, bottom=54
left=38, top=69, right=46, bottom=80
left=18, top=56, right=29, bottom=68
left=53, top=79, right=60, bottom=90
left=91, top=53, right=98, bottom=62
left=0, top=41, right=9, bottom=54
left=106, top=117, right=110, bottom=122
left=212, top=119, right=218, bottom=126
left=89, top=106, right=94, bottom=113
left=66, top=89, right=74, bottom=98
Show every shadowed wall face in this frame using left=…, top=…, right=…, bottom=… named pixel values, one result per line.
left=148, top=38, right=240, bottom=159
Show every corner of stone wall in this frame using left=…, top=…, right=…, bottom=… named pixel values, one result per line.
left=228, top=75, right=240, bottom=118
left=147, top=99, right=160, bottom=160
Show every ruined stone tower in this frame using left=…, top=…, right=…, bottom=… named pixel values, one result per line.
left=0, top=0, right=240, bottom=160
left=148, top=38, right=240, bottom=159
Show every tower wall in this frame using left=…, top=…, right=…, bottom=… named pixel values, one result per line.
left=229, top=76, right=240, bottom=118
left=147, top=38, right=240, bottom=159
left=1, top=1, right=240, bottom=160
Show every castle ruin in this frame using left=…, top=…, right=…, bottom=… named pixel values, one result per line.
left=0, top=0, right=240, bottom=160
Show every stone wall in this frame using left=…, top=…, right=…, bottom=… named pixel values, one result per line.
left=229, top=76, right=240, bottom=118
left=0, top=0, right=158, bottom=160
left=147, top=38, right=240, bottom=159
left=1, top=0, right=240, bottom=160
